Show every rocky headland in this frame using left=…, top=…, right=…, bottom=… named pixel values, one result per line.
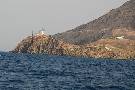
left=12, top=0, right=135, bottom=59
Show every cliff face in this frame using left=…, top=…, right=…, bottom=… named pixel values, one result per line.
left=54, top=0, right=135, bottom=45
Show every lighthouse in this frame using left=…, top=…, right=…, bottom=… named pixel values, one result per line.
left=39, top=30, right=45, bottom=35
left=36, top=28, right=45, bottom=36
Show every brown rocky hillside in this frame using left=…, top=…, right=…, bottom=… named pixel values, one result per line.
left=54, top=0, right=135, bottom=45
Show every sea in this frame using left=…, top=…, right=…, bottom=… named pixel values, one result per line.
left=0, top=52, right=135, bottom=90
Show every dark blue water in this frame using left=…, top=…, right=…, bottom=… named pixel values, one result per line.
left=0, top=52, right=135, bottom=90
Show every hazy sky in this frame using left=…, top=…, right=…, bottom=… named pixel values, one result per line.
left=0, top=0, right=129, bottom=51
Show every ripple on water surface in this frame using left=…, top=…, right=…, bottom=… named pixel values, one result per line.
left=0, top=52, right=135, bottom=90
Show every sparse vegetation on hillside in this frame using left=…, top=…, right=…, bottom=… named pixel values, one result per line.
left=54, top=0, right=135, bottom=45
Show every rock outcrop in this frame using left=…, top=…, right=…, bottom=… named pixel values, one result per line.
left=13, top=33, right=64, bottom=55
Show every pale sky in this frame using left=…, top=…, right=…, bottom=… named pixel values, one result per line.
left=0, top=0, right=129, bottom=51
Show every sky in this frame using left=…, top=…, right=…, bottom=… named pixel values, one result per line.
left=0, top=0, right=129, bottom=51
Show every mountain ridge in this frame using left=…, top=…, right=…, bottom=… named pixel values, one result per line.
left=54, top=0, right=135, bottom=45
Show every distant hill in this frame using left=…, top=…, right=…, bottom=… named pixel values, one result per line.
left=54, top=0, right=135, bottom=45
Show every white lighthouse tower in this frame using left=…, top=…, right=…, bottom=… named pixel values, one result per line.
left=36, top=27, right=45, bottom=36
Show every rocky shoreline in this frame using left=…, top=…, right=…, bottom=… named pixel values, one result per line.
left=12, top=31, right=135, bottom=59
